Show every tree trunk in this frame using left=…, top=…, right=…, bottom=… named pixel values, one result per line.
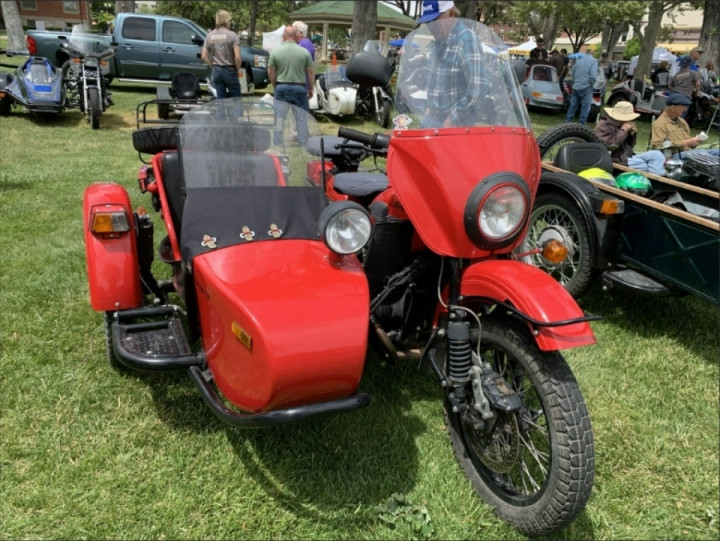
left=699, top=0, right=719, bottom=73
left=601, top=21, right=628, bottom=59
left=351, top=1, right=378, bottom=56
left=115, top=1, right=135, bottom=14
left=1, top=0, right=27, bottom=53
left=633, top=1, right=664, bottom=81
left=247, top=0, right=258, bottom=47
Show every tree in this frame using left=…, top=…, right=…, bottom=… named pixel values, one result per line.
left=699, top=0, right=719, bottom=73
left=351, top=1, right=377, bottom=56
left=1, top=0, right=27, bottom=53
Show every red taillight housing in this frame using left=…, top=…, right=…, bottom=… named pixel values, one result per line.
left=26, top=36, right=37, bottom=55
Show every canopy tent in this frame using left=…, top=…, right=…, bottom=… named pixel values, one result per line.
left=290, top=0, right=416, bottom=61
left=508, top=40, right=535, bottom=57
left=262, top=25, right=285, bottom=52
left=655, top=42, right=697, bottom=55
left=628, top=47, right=677, bottom=77
left=389, top=38, right=405, bottom=47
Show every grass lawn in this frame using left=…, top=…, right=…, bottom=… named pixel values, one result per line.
left=1, top=44, right=718, bottom=540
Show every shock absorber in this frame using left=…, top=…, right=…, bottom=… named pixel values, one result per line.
left=135, top=211, right=154, bottom=269
left=447, top=317, right=472, bottom=384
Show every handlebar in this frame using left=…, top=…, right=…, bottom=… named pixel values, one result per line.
left=337, top=127, right=391, bottom=153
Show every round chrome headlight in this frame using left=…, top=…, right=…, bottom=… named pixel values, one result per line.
left=318, top=201, right=372, bottom=255
left=464, top=172, right=530, bottom=250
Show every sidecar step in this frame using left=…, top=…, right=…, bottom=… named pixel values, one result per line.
left=111, top=310, right=204, bottom=372
left=601, top=268, right=680, bottom=297
left=188, top=365, right=372, bottom=428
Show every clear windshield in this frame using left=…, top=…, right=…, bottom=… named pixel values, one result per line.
left=68, top=24, right=114, bottom=57
left=394, top=18, right=530, bottom=130
left=322, top=67, right=354, bottom=89
left=178, top=96, right=321, bottom=190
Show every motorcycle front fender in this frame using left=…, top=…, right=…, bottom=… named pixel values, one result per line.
left=460, top=260, right=596, bottom=351
left=83, top=182, right=142, bottom=312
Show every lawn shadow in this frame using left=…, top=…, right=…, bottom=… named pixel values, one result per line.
left=578, top=287, right=720, bottom=364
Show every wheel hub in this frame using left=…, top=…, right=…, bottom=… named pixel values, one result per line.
left=467, top=412, right=521, bottom=473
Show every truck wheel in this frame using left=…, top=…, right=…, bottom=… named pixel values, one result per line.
left=132, top=126, right=178, bottom=154
left=520, top=191, right=595, bottom=298
left=0, top=96, right=11, bottom=116
left=536, top=123, right=601, bottom=162
left=88, top=87, right=101, bottom=129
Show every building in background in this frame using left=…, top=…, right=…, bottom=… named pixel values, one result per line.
left=16, top=0, right=91, bottom=30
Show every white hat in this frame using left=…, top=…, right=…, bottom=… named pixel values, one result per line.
left=604, top=101, right=640, bottom=122
left=417, top=1, right=455, bottom=24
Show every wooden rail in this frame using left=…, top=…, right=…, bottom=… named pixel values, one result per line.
left=541, top=162, right=720, bottom=232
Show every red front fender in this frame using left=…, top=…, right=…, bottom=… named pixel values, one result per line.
left=83, top=183, right=142, bottom=312
left=460, top=260, right=596, bottom=351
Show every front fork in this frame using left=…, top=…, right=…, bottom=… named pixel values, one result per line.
left=424, top=260, right=522, bottom=431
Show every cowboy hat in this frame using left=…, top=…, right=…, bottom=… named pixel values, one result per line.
left=604, top=101, right=640, bottom=121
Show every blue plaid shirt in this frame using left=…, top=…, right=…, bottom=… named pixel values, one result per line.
left=426, top=21, right=486, bottom=126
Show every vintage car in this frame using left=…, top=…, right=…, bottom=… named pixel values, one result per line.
left=519, top=62, right=565, bottom=111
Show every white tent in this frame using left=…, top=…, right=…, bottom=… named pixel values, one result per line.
left=628, top=47, right=677, bottom=76
left=262, top=25, right=284, bottom=52
left=508, top=40, right=535, bottom=57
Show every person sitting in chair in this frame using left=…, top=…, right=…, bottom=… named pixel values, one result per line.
left=595, top=101, right=666, bottom=175
left=650, top=93, right=719, bottom=160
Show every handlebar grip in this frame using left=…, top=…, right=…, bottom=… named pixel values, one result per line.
left=337, top=127, right=390, bottom=151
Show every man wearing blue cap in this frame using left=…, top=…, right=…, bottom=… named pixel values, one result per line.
left=651, top=93, right=719, bottom=159
left=564, top=51, right=598, bottom=125
left=414, top=0, right=486, bottom=127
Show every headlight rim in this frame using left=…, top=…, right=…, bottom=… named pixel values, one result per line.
left=318, top=200, right=372, bottom=256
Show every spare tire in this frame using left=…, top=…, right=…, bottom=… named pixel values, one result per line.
left=132, top=126, right=178, bottom=154
left=536, top=123, right=602, bottom=162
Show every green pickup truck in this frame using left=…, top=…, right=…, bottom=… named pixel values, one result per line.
left=25, top=12, right=269, bottom=92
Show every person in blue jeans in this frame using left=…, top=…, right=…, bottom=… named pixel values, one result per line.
left=201, top=10, right=243, bottom=99
left=268, top=27, right=315, bottom=147
left=565, top=52, right=597, bottom=125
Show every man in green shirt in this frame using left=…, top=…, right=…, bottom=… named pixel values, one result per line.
left=268, top=26, right=315, bottom=146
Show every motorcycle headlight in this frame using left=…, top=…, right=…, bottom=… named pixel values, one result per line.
left=85, top=57, right=99, bottom=68
left=464, top=172, right=530, bottom=250
left=318, top=201, right=372, bottom=255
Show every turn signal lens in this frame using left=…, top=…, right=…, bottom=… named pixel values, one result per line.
left=541, top=239, right=568, bottom=265
left=91, top=211, right=130, bottom=233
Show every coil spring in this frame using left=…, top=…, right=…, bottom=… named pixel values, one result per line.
left=447, top=321, right=472, bottom=383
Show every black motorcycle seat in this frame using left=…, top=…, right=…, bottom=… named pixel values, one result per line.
left=554, top=143, right=613, bottom=175
left=333, top=172, right=389, bottom=197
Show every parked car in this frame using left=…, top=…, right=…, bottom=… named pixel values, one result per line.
left=25, top=13, right=270, bottom=92
left=519, top=62, right=564, bottom=111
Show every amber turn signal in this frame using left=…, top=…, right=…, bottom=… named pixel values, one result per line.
left=91, top=211, right=130, bottom=233
left=542, top=239, right=568, bottom=265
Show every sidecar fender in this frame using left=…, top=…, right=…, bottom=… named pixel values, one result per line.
left=460, top=260, right=596, bottom=351
left=83, top=183, right=142, bottom=312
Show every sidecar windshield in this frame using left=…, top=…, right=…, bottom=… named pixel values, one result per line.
left=322, top=67, right=354, bottom=89
left=394, top=18, right=530, bottom=130
left=177, top=97, right=328, bottom=261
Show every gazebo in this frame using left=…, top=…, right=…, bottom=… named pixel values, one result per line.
left=290, top=0, right=417, bottom=61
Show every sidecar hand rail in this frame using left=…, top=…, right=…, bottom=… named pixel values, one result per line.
left=188, top=366, right=372, bottom=428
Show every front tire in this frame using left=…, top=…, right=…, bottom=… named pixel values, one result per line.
left=88, top=87, right=101, bottom=129
left=0, top=96, right=11, bottom=116
left=520, top=191, right=595, bottom=298
left=445, top=316, right=594, bottom=536
left=376, top=97, right=391, bottom=128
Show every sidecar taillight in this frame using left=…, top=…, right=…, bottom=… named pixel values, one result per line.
left=318, top=201, right=372, bottom=255
left=90, top=207, right=131, bottom=236
left=464, top=173, right=530, bottom=250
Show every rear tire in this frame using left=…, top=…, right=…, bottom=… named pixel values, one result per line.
left=88, top=87, right=101, bottom=129
left=132, top=126, right=179, bottom=154
left=444, top=316, right=594, bottom=536
left=0, top=96, right=11, bottom=116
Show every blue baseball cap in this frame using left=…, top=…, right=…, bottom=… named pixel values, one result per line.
left=665, top=93, right=692, bottom=106
left=417, top=1, right=455, bottom=24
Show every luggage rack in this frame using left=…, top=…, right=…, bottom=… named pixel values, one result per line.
left=135, top=96, right=207, bottom=128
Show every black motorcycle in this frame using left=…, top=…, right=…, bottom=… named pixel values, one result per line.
left=59, top=27, right=115, bottom=129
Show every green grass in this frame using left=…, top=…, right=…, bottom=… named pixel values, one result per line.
left=1, top=73, right=718, bottom=540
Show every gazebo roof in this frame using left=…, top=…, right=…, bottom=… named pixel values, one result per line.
left=290, top=1, right=417, bottom=31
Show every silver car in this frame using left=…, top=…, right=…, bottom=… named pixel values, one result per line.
left=520, top=63, right=565, bottom=111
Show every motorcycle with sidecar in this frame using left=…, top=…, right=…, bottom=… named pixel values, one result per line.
left=0, top=51, right=66, bottom=117
left=83, top=18, right=599, bottom=537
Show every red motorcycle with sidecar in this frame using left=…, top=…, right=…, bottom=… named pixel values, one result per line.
left=83, top=18, right=599, bottom=537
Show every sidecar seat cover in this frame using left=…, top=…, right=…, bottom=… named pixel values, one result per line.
left=180, top=186, right=327, bottom=262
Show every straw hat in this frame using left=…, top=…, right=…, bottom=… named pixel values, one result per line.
left=604, top=101, right=640, bottom=121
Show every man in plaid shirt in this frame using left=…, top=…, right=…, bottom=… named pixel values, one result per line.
left=418, top=1, right=486, bottom=127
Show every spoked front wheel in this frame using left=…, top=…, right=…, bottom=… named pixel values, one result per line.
left=444, top=316, right=594, bottom=536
